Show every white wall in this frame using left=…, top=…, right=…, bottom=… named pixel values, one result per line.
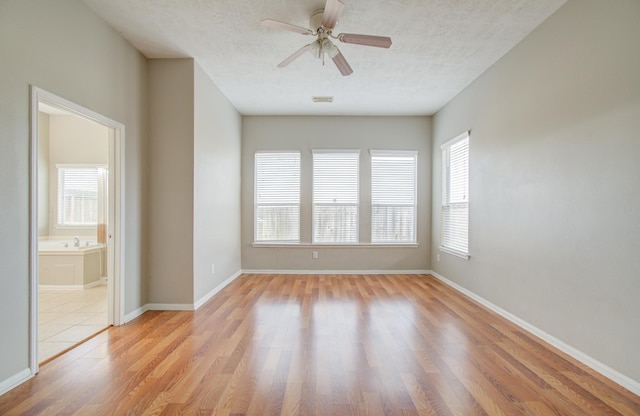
left=37, top=113, right=50, bottom=237
left=0, top=0, right=148, bottom=390
left=242, top=116, right=431, bottom=271
left=431, top=0, right=640, bottom=385
left=193, top=62, right=242, bottom=303
left=148, top=59, right=195, bottom=305
left=47, top=114, right=109, bottom=238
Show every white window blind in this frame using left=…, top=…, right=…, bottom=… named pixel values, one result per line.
left=254, top=152, right=300, bottom=243
left=313, top=150, right=359, bottom=243
left=57, top=166, right=99, bottom=226
left=441, top=132, right=469, bottom=257
left=371, top=150, right=417, bottom=244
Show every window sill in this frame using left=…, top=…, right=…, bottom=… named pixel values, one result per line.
left=252, top=243, right=419, bottom=249
left=439, top=246, right=470, bottom=260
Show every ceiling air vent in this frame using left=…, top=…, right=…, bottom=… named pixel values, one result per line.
left=312, top=96, right=333, bottom=103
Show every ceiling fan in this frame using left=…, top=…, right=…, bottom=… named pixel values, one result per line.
left=261, top=0, right=392, bottom=76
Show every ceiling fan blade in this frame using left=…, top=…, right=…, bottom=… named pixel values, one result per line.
left=261, top=19, right=313, bottom=35
left=331, top=50, right=353, bottom=76
left=277, top=44, right=313, bottom=68
left=321, top=0, right=345, bottom=29
left=338, top=33, right=392, bottom=48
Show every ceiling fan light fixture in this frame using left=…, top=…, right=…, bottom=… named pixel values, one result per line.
left=308, top=40, right=321, bottom=58
left=324, top=39, right=339, bottom=58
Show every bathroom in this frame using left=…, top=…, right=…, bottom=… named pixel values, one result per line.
left=37, top=103, right=110, bottom=362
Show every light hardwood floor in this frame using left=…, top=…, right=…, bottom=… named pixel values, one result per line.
left=1, top=274, right=638, bottom=415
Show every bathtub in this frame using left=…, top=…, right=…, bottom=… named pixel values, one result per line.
left=38, top=239, right=106, bottom=288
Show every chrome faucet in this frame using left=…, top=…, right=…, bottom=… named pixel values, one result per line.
left=73, top=236, right=80, bottom=247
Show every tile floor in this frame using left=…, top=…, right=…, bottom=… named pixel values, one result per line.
left=38, top=285, right=108, bottom=363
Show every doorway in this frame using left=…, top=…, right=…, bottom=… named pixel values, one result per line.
left=29, top=87, right=124, bottom=372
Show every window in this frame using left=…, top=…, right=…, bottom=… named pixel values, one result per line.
left=313, top=150, right=359, bottom=243
left=441, top=132, right=469, bottom=257
left=57, top=166, right=103, bottom=226
left=254, top=152, right=300, bottom=243
left=371, top=150, right=417, bottom=244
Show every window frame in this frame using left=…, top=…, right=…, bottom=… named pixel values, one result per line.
left=253, top=151, right=301, bottom=244
left=370, top=149, right=418, bottom=244
left=312, top=149, right=360, bottom=244
left=56, top=164, right=106, bottom=227
left=440, top=131, right=470, bottom=259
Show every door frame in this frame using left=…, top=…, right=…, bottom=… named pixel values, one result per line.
left=29, top=86, right=126, bottom=374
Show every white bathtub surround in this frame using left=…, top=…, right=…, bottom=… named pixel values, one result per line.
left=38, top=238, right=107, bottom=289
left=38, top=236, right=98, bottom=244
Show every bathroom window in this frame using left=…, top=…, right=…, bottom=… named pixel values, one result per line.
left=57, top=165, right=105, bottom=226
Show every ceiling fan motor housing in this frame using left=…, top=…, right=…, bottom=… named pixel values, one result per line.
left=309, top=10, right=327, bottom=33
left=308, top=10, right=339, bottom=60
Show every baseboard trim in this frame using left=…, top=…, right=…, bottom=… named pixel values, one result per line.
left=428, top=270, right=640, bottom=396
left=241, top=269, right=430, bottom=275
left=39, top=285, right=83, bottom=291
left=0, top=368, right=33, bottom=397
left=123, top=270, right=244, bottom=322
left=145, top=303, right=194, bottom=311
left=38, top=281, right=105, bottom=291
left=124, top=301, right=195, bottom=323
left=84, top=280, right=104, bottom=289
left=194, top=270, right=243, bottom=310
left=124, top=305, right=148, bottom=323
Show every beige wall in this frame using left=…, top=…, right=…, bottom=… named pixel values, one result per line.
left=193, top=62, right=242, bottom=303
left=47, top=114, right=109, bottom=238
left=241, top=116, right=431, bottom=271
left=147, top=59, right=242, bottom=306
left=147, top=59, right=195, bottom=305
left=431, top=0, right=640, bottom=384
left=0, top=0, right=148, bottom=388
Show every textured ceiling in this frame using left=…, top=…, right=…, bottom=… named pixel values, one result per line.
left=82, top=0, right=566, bottom=116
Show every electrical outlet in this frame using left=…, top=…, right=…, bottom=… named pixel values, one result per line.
left=211, top=264, right=215, bottom=275
left=312, top=251, right=318, bottom=259
left=437, top=254, right=440, bottom=262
